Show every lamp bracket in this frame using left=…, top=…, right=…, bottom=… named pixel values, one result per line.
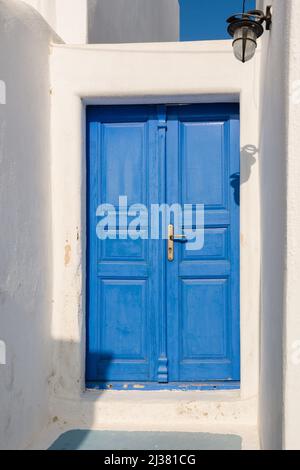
left=227, top=6, right=272, bottom=31
left=265, top=5, right=272, bottom=31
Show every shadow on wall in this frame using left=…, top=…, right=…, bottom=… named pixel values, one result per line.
left=85, top=351, right=114, bottom=390
left=87, top=0, right=180, bottom=44
left=230, top=144, right=258, bottom=206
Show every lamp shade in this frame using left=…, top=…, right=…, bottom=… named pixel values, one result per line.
left=232, top=26, right=258, bottom=63
left=227, top=13, right=265, bottom=63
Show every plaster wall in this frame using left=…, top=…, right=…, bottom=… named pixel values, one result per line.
left=0, top=0, right=57, bottom=450
left=282, top=0, right=300, bottom=450
left=257, top=0, right=287, bottom=450
left=49, top=40, right=261, bottom=436
left=22, top=0, right=179, bottom=44
left=88, top=0, right=179, bottom=44
left=22, top=0, right=87, bottom=43
left=21, top=0, right=56, bottom=31
left=258, top=0, right=300, bottom=450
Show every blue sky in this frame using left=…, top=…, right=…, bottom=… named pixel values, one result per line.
left=179, top=0, right=256, bottom=41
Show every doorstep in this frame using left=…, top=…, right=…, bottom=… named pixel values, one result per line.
left=48, top=429, right=243, bottom=450
left=27, top=389, right=260, bottom=450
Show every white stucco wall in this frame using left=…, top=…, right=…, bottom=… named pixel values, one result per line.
left=283, top=0, right=300, bottom=450
left=22, top=0, right=87, bottom=43
left=21, top=0, right=56, bottom=30
left=258, top=0, right=300, bottom=450
left=88, top=0, right=179, bottom=44
left=23, top=0, right=179, bottom=44
left=258, top=0, right=286, bottom=450
left=0, top=0, right=58, bottom=450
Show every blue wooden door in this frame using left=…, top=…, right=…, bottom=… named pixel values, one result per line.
left=166, top=105, right=240, bottom=382
left=86, top=104, right=240, bottom=387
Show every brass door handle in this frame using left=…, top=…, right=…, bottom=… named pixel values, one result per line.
left=168, top=224, right=174, bottom=261
left=171, top=234, right=187, bottom=242
left=168, top=225, right=187, bottom=262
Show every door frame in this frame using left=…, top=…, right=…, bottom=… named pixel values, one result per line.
left=50, top=41, right=260, bottom=427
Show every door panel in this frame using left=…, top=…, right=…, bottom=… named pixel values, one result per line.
left=181, top=279, right=228, bottom=359
left=102, top=122, right=147, bottom=206
left=97, top=279, right=149, bottom=380
left=86, top=104, right=240, bottom=386
left=86, top=106, right=159, bottom=382
left=182, top=227, right=229, bottom=261
left=181, top=121, right=227, bottom=208
left=166, top=105, right=240, bottom=382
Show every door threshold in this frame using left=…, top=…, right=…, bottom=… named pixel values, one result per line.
left=86, top=381, right=240, bottom=391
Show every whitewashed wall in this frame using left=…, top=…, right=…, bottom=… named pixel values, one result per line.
left=0, top=0, right=57, bottom=450
left=88, top=0, right=179, bottom=43
left=258, top=0, right=300, bottom=450
left=23, top=0, right=179, bottom=44
left=21, top=0, right=56, bottom=30
left=258, top=0, right=286, bottom=451
left=282, top=0, right=300, bottom=451
left=23, top=0, right=87, bottom=42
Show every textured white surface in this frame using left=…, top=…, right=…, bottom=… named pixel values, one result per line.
left=283, top=0, right=300, bottom=451
left=23, top=0, right=87, bottom=42
left=22, top=0, right=179, bottom=44
left=258, top=0, right=300, bottom=450
left=258, top=0, right=286, bottom=450
left=88, top=0, right=179, bottom=44
left=0, top=0, right=56, bottom=450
